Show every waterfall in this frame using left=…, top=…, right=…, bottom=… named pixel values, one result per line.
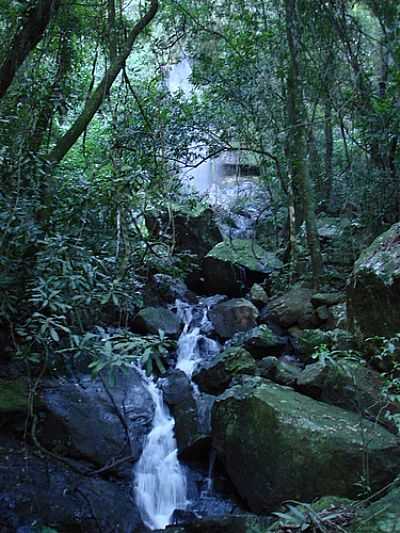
left=134, top=372, right=187, bottom=530
left=134, top=297, right=222, bottom=529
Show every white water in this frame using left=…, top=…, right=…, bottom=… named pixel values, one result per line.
left=134, top=371, right=187, bottom=530
left=134, top=298, right=221, bottom=529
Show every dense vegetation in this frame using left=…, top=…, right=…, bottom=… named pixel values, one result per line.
left=1, top=1, right=400, bottom=531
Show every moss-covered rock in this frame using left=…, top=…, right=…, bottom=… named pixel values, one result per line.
left=203, top=240, right=282, bottom=296
left=347, top=222, right=400, bottom=338
left=231, top=325, right=287, bottom=358
left=193, top=347, right=256, bottom=395
left=0, top=379, right=28, bottom=414
left=212, top=376, right=400, bottom=513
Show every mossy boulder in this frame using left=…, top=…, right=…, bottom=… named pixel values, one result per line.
left=0, top=379, right=28, bottom=414
left=296, top=360, right=398, bottom=425
left=209, top=299, right=259, bottom=339
left=132, top=306, right=181, bottom=336
left=230, top=325, right=287, bottom=358
left=347, top=222, right=400, bottom=338
left=212, top=377, right=400, bottom=513
left=203, top=240, right=282, bottom=296
left=192, top=347, right=256, bottom=395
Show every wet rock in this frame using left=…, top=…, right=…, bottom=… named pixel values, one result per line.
left=162, top=369, right=193, bottom=406
left=274, top=360, right=302, bottom=387
left=203, top=239, right=282, bottom=296
left=144, top=274, right=198, bottom=307
left=248, top=283, right=269, bottom=308
left=230, top=325, right=287, bottom=358
left=209, top=299, right=259, bottom=339
left=164, top=514, right=273, bottom=532
left=40, top=368, right=153, bottom=474
left=265, top=287, right=319, bottom=329
left=347, top=221, right=400, bottom=338
left=193, top=347, right=256, bottom=395
left=132, top=306, right=181, bottom=336
left=0, top=437, right=141, bottom=532
left=212, top=376, right=400, bottom=512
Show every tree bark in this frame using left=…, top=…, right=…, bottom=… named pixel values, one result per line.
left=0, top=0, right=62, bottom=101
left=285, top=0, right=322, bottom=288
left=46, top=0, right=159, bottom=165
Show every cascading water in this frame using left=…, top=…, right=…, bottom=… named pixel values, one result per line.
left=134, top=371, right=187, bottom=530
left=134, top=297, right=222, bottom=529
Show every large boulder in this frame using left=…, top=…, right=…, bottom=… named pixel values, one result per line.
left=132, top=306, right=181, bottom=336
left=40, top=369, right=153, bottom=474
left=209, top=299, right=259, bottom=339
left=296, top=359, right=399, bottom=425
left=146, top=205, right=222, bottom=260
left=143, top=274, right=198, bottom=307
left=347, top=222, right=400, bottom=338
left=264, top=287, right=319, bottom=329
left=230, top=325, right=287, bottom=358
left=192, top=347, right=256, bottom=395
left=0, top=437, right=141, bottom=532
left=212, top=377, right=400, bottom=513
left=203, top=239, right=282, bottom=296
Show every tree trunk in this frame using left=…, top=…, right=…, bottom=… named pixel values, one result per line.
left=285, top=0, right=322, bottom=288
left=46, top=0, right=159, bottom=164
left=0, top=0, right=62, bottom=101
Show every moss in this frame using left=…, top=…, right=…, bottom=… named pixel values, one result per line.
left=207, top=239, right=283, bottom=274
left=0, top=379, right=29, bottom=413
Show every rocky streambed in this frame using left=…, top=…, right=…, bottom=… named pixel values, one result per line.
left=2, top=219, right=400, bottom=532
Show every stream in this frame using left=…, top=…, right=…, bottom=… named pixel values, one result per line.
left=134, top=297, right=225, bottom=530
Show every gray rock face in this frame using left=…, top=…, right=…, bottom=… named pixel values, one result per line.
left=132, top=306, right=181, bottom=336
left=40, top=368, right=153, bottom=473
left=212, top=376, right=400, bottom=513
left=192, top=347, right=256, bottom=395
left=209, top=298, right=259, bottom=339
left=347, top=222, right=400, bottom=338
left=203, top=239, right=282, bottom=296
left=0, top=437, right=142, bottom=532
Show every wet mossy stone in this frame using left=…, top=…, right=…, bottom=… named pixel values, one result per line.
left=192, top=347, right=256, bottom=394
left=0, top=379, right=28, bottom=413
left=230, top=325, right=287, bottom=358
left=203, top=240, right=282, bottom=296
left=132, top=306, right=181, bottom=336
left=212, top=376, right=400, bottom=513
left=347, top=221, right=400, bottom=338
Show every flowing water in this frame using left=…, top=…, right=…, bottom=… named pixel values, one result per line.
left=134, top=297, right=222, bottom=530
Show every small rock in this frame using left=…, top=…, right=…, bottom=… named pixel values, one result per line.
left=132, top=306, right=181, bottom=336
left=248, top=283, right=269, bottom=307
left=231, top=325, right=287, bottom=358
left=311, top=292, right=345, bottom=307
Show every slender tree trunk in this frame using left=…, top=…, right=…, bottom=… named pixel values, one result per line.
left=285, top=0, right=322, bottom=288
left=323, top=100, right=333, bottom=205
left=46, top=0, right=159, bottom=164
left=0, top=0, right=62, bottom=101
